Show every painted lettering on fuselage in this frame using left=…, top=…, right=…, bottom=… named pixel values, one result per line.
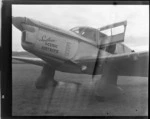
left=45, top=42, right=58, bottom=48
left=41, top=46, right=59, bottom=54
left=34, top=28, right=78, bottom=60
left=39, top=35, right=55, bottom=42
left=40, top=37, right=58, bottom=54
left=38, top=33, right=59, bottom=54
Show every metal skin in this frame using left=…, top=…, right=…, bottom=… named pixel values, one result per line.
left=12, top=17, right=148, bottom=99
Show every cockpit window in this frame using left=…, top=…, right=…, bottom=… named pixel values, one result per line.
left=70, top=27, right=97, bottom=41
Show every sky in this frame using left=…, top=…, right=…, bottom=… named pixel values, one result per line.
left=12, top=5, right=149, bottom=51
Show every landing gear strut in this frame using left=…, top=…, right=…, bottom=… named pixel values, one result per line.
left=94, top=63, right=123, bottom=99
left=35, top=65, right=59, bottom=113
left=35, top=65, right=58, bottom=89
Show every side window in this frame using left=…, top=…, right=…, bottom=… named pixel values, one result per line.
left=81, top=29, right=96, bottom=41
left=70, top=27, right=80, bottom=34
left=71, top=27, right=97, bottom=42
left=98, top=32, right=107, bottom=47
left=74, top=29, right=80, bottom=34
left=105, top=44, right=116, bottom=54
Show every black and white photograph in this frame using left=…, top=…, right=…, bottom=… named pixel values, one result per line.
left=12, top=5, right=148, bottom=116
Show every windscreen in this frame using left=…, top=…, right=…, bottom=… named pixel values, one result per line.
left=70, top=27, right=97, bottom=41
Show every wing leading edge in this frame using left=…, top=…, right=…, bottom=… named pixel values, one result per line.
left=113, top=51, right=149, bottom=77
left=12, top=56, right=46, bottom=66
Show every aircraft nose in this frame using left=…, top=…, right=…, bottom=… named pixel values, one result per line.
left=12, top=17, right=26, bottom=31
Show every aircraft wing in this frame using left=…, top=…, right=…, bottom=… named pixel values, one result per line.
left=12, top=56, right=46, bottom=66
left=12, top=51, right=149, bottom=77
left=76, top=51, right=149, bottom=77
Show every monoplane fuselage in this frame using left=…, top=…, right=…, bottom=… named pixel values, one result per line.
left=12, top=17, right=133, bottom=74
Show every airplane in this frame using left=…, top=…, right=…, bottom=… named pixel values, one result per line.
left=12, top=16, right=149, bottom=100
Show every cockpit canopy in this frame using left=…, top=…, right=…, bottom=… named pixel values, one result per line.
left=70, top=26, right=107, bottom=42
left=70, top=21, right=127, bottom=54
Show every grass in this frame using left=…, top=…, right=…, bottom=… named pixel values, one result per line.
left=12, top=63, right=148, bottom=116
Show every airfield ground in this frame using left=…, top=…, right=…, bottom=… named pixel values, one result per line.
left=12, top=63, right=148, bottom=116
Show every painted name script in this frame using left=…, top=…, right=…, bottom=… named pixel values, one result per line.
left=39, top=35, right=55, bottom=42
left=39, top=35, right=59, bottom=54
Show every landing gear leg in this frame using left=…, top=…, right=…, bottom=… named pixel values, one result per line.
left=35, top=65, right=57, bottom=89
left=94, top=63, right=122, bottom=99
left=36, top=65, right=58, bottom=114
